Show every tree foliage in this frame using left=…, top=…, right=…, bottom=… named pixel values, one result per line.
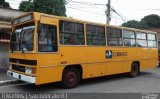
left=19, top=0, right=66, bottom=16
left=19, top=0, right=34, bottom=12
left=121, top=20, right=147, bottom=29
left=141, top=14, right=160, bottom=28
left=0, top=0, right=11, bottom=8
left=121, top=14, right=160, bottom=29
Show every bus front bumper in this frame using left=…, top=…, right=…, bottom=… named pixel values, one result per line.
left=7, top=70, right=36, bottom=83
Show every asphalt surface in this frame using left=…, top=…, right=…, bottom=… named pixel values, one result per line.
left=0, top=70, right=16, bottom=81
left=0, top=67, right=160, bottom=94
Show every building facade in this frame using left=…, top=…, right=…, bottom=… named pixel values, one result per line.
left=0, top=8, right=27, bottom=70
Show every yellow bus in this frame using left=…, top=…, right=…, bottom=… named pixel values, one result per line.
left=7, top=12, right=158, bottom=88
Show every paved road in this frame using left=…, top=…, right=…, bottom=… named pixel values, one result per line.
left=0, top=67, right=160, bottom=94
left=0, top=70, right=16, bottom=81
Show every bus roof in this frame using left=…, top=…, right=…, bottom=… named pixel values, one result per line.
left=14, top=12, right=157, bottom=34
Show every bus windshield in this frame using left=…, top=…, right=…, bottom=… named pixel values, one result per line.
left=10, top=23, right=35, bottom=52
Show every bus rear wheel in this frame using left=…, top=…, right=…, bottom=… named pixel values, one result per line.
left=61, top=67, right=80, bottom=88
left=129, top=62, right=139, bottom=78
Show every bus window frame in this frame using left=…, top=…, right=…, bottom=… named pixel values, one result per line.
left=10, top=21, right=36, bottom=53
left=136, top=31, right=148, bottom=48
left=156, top=33, right=158, bottom=48
left=123, top=29, right=136, bottom=47
left=59, top=20, right=85, bottom=46
left=37, top=21, right=59, bottom=54
left=147, top=33, right=157, bottom=48
left=106, top=27, right=123, bottom=47
left=86, top=24, right=106, bottom=46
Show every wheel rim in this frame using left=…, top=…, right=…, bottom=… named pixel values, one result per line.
left=65, top=71, right=77, bottom=86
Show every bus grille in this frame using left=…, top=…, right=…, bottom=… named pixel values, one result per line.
left=9, top=58, right=37, bottom=66
left=12, top=64, right=25, bottom=73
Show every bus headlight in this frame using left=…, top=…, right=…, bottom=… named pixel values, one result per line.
left=25, top=67, right=32, bottom=74
left=25, top=67, right=36, bottom=74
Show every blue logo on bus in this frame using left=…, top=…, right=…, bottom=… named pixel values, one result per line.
left=106, top=50, right=112, bottom=58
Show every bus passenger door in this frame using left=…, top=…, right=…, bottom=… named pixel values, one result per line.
left=36, top=15, right=61, bottom=84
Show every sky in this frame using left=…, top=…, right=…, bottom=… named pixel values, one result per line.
left=6, top=0, right=160, bottom=26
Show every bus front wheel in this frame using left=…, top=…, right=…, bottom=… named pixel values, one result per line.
left=61, top=67, right=80, bottom=88
left=129, top=62, right=139, bottom=78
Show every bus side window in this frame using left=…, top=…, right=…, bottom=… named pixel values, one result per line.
left=147, top=33, right=157, bottom=48
left=107, top=27, right=122, bottom=46
left=123, top=30, right=136, bottom=47
left=38, top=24, right=58, bottom=52
left=136, top=32, right=147, bottom=47
left=59, top=20, right=84, bottom=45
left=86, top=25, right=106, bottom=46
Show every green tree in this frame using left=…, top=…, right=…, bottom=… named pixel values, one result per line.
left=121, top=14, right=160, bottom=29
left=141, top=14, right=160, bottom=28
left=19, top=0, right=66, bottom=16
left=0, top=0, right=11, bottom=8
left=121, top=20, right=148, bottom=29
left=19, top=0, right=34, bottom=12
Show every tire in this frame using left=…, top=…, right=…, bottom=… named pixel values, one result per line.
left=129, top=63, right=139, bottom=78
left=61, top=67, right=80, bottom=89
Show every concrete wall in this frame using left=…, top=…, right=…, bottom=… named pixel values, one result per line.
left=0, top=43, right=9, bottom=70
left=0, top=8, right=27, bottom=70
left=0, top=8, right=27, bottom=19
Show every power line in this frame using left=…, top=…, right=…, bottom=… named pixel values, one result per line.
left=68, top=4, right=105, bottom=11
left=13, top=0, right=129, bottom=25
left=34, top=0, right=106, bottom=17
left=67, top=0, right=106, bottom=10
left=116, top=8, right=160, bottom=11
left=112, top=9, right=128, bottom=20
left=66, top=0, right=106, bottom=6
left=111, top=7, right=128, bottom=23
left=8, top=0, right=106, bottom=17
left=143, top=9, right=160, bottom=10
left=36, top=0, right=128, bottom=24
left=66, top=6, right=105, bottom=16
left=67, top=3, right=106, bottom=10
left=111, top=16, right=124, bottom=21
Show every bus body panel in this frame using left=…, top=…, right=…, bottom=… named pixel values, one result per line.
left=36, top=47, right=158, bottom=84
left=36, top=66, right=64, bottom=85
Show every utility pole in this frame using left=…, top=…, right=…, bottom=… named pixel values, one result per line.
left=106, top=0, right=111, bottom=24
